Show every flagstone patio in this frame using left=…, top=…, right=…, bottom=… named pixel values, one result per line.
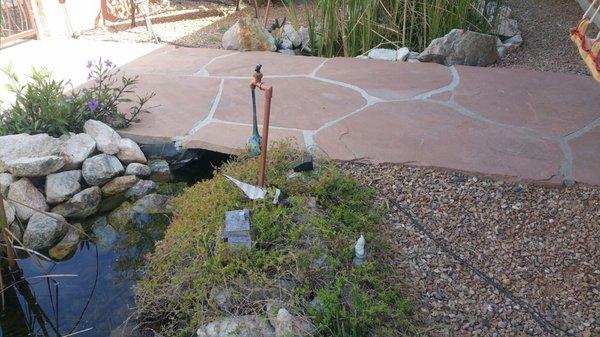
left=114, top=45, right=600, bottom=186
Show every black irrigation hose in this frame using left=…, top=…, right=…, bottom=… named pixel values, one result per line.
left=387, top=197, right=574, bottom=337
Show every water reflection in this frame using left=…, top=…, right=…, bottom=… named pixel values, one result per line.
left=1, top=213, right=169, bottom=337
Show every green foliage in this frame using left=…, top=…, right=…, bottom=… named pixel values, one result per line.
left=0, top=59, right=155, bottom=137
left=135, top=142, right=414, bottom=336
left=305, top=0, right=502, bottom=57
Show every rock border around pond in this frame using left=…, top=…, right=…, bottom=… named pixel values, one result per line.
left=0, top=119, right=175, bottom=259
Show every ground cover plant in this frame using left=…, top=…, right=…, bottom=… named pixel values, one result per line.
left=302, top=0, right=503, bottom=57
left=135, top=142, right=414, bottom=336
left=0, top=59, right=154, bottom=137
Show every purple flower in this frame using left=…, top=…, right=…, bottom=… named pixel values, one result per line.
left=104, top=59, right=114, bottom=68
left=87, top=99, right=99, bottom=111
left=86, top=60, right=93, bottom=69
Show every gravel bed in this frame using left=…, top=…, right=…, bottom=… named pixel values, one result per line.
left=340, top=162, right=599, bottom=336
left=495, top=0, right=598, bottom=76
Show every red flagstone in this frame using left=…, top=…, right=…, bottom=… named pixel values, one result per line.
left=570, top=126, right=600, bottom=186
left=314, top=101, right=563, bottom=182
left=182, top=122, right=305, bottom=154
left=205, top=51, right=326, bottom=77
left=315, top=57, right=453, bottom=100
left=454, top=66, right=600, bottom=137
left=214, top=77, right=366, bottom=130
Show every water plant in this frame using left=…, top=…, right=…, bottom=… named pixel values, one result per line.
left=0, top=59, right=155, bottom=137
left=302, top=0, right=502, bottom=57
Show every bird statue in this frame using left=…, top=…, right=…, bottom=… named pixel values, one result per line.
left=246, top=64, right=263, bottom=158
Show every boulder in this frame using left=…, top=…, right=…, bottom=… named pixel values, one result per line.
left=117, top=138, right=147, bottom=164
left=82, top=154, right=124, bottom=186
left=0, top=173, right=16, bottom=197
left=297, top=26, right=309, bottom=51
left=132, top=194, right=172, bottom=214
left=3, top=200, right=15, bottom=225
left=83, top=120, right=121, bottom=155
left=367, top=48, right=397, bottom=61
left=125, top=180, right=157, bottom=199
left=280, top=23, right=302, bottom=50
left=59, top=133, right=97, bottom=170
left=396, top=47, right=411, bottom=62
left=148, top=159, right=172, bottom=182
left=45, top=170, right=82, bottom=204
left=196, top=315, right=275, bottom=337
left=125, top=163, right=151, bottom=178
left=418, top=29, right=499, bottom=66
left=8, top=178, right=49, bottom=221
left=52, top=187, right=102, bottom=219
left=497, top=18, right=519, bottom=38
left=0, top=133, right=64, bottom=172
left=267, top=305, right=315, bottom=337
left=222, top=17, right=277, bottom=52
left=49, top=222, right=82, bottom=260
left=6, top=155, right=65, bottom=177
left=99, top=193, right=127, bottom=213
left=22, top=212, right=68, bottom=251
left=102, top=175, right=139, bottom=197
left=107, top=201, right=133, bottom=228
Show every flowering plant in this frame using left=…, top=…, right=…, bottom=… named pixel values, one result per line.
left=0, top=58, right=155, bottom=136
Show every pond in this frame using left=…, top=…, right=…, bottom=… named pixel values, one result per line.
left=0, top=151, right=230, bottom=337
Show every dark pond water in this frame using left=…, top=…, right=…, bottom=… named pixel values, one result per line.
left=0, top=151, right=231, bottom=337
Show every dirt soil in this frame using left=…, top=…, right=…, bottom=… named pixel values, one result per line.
left=495, top=0, right=598, bottom=76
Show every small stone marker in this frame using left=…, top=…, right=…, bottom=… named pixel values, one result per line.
left=293, top=155, right=314, bottom=173
left=222, top=209, right=252, bottom=249
left=353, top=235, right=366, bottom=265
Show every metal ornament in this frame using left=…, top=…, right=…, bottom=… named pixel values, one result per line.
left=246, top=84, right=262, bottom=158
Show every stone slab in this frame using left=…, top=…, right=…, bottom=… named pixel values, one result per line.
left=182, top=122, right=305, bottom=154
left=315, top=57, right=453, bottom=100
left=454, top=66, right=600, bottom=137
left=314, top=101, right=563, bottom=182
left=213, top=77, right=365, bottom=130
left=204, top=51, right=326, bottom=77
left=118, top=75, right=221, bottom=143
left=570, top=126, right=600, bottom=185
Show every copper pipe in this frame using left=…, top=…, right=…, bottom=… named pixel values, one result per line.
left=263, top=0, right=271, bottom=28
left=250, top=77, right=273, bottom=188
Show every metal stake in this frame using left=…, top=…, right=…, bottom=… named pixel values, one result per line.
left=250, top=64, right=273, bottom=187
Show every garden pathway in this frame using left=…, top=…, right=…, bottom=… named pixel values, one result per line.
left=116, top=45, right=600, bottom=186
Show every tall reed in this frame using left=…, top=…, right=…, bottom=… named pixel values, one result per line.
left=303, top=0, right=499, bottom=57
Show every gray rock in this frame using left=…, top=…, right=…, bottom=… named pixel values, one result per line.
left=22, top=212, right=68, bottom=251
left=148, top=159, right=172, bottom=182
left=132, top=194, right=172, bottom=214
left=396, top=47, right=411, bottom=62
left=222, top=17, right=277, bottom=52
left=9, top=222, right=23, bottom=242
left=52, top=187, right=102, bottom=219
left=6, top=156, right=65, bottom=177
left=117, top=138, right=147, bottom=164
left=418, top=29, right=499, bottom=67
left=82, top=154, right=124, bottom=186
left=367, top=48, right=397, bottom=61
left=209, top=287, right=234, bottom=312
left=102, top=175, right=139, bottom=197
left=45, top=170, right=82, bottom=204
left=49, top=222, right=82, bottom=260
left=267, top=306, right=315, bottom=337
left=503, top=34, right=523, bottom=49
left=125, top=180, right=157, bottom=199
left=83, top=120, right=121, bottom=155
left=59, top=133, right=96, bottom=170
left=125, top=163, right=151, bottom=177
left=196, top=315, right=275, bottom=337
left=280, top=23, right=302, bottom=49
left=0, top=133, right=64, bottom=172
left=3, top=200, right=15, bottom=225
left=497, top=18, right=519, bottom=38
left=107, top=201, right=133, bottom=228
left=0, top=173, right=16, bottom=197
left=297, top=26, right=309, bottom=51
left=8, top=178, right=49, bottom=221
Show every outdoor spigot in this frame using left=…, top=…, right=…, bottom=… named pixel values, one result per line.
left=253, top=64, right=263, bottom=84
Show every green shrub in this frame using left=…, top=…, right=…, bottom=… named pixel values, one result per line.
left=0, top=59, right=155, bottom=137
left=303, top=0, right=503, bottom=57
left=135, top=142, right=414, bottom=336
